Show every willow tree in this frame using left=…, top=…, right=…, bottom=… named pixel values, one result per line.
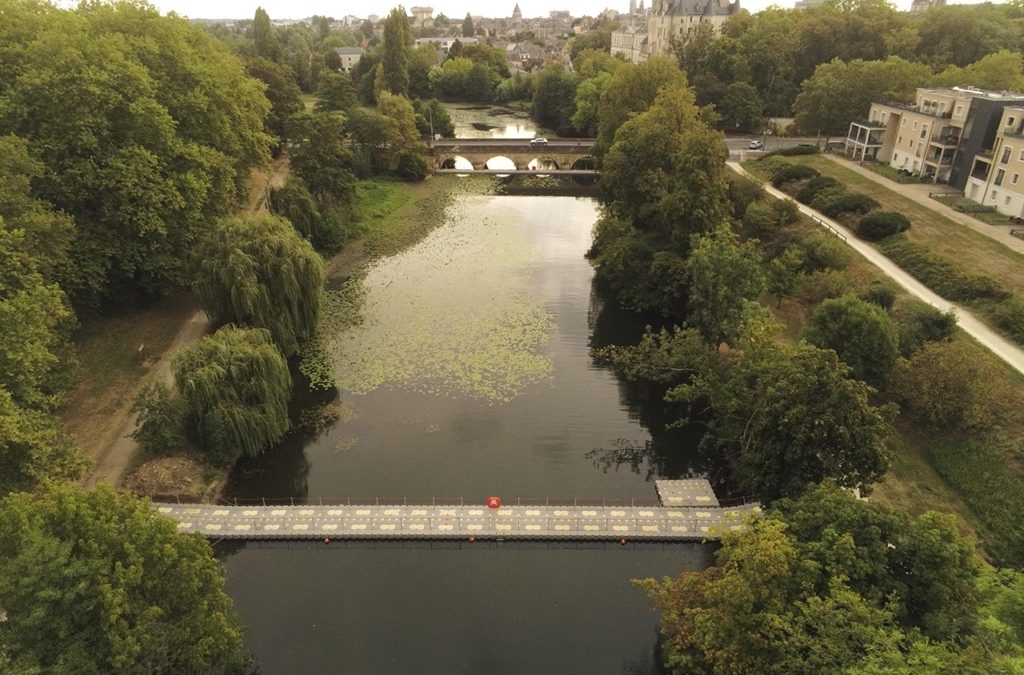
left=172, top=326, right=291, bottom=465
left=193, top=212, right=324, bottom=357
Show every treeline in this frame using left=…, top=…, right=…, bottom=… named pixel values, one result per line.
left=583, top=56, right=1024, bottom=670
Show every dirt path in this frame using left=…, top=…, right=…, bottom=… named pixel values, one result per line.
left=729, top=162, right=1024, bottom=377
left=81, top=157, right=291, bottom=487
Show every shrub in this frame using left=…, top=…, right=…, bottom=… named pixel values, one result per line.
left=796, top=269, right=863, bottom=305
left=800, top=231, right=852, bottom=272
left=754, top=155, right=792, bottom=180
left=396, top=152, right=429, bottom=182
left=880, top=239, right=1010, bottom=301
left=891, top=340, right=1005, bottom=430
left=860, top=281, right=897, bottom=311
left=130, top=382, right=186, bottom=456
left=813, top=191, right=880, bottom=218
left=991, top=296, right=1024, bottom=344
left=892, top=299, right=957, bottom=356
left=856, top=211, right=911, bottom=241
left=771, top=144, right=820, bottom=156
left=796, top=176, right=839, bottom=205
left=727, top=173, right=765, bottom=219
left=804, top=294, right=899, bottom=383
left=771, top=164, right=819, bottom=188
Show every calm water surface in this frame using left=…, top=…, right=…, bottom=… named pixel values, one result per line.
left=221, top=192, right=717, bottom=672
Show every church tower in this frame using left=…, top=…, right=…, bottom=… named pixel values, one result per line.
left=512, top=3, right=523, bottom=24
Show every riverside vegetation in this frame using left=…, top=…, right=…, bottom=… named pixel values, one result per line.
left=3, top=0, right=1024, bottom=671
left=580, top=55, right=1024, bottom=671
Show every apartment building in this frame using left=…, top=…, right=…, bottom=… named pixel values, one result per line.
left=966, top=107, right=1024, bottom=218
left=611, top=0, right=740, bottom=64
left=845, top=87, right=1024, bottom=194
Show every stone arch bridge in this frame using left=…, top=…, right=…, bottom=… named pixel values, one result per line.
left=431, top=138, right=598, bottom=173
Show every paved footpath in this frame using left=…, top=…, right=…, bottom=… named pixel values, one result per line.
left=728, top=162, right=1024, bottom=378
left=819, top=154, right=1024, bottom=256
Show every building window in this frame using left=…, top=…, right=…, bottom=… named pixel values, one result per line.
left=956, top=105, right=963, bottom=116
left=920, top=128, right=927, bottom=139
left=996, top=168, right=1005, bottom=186
left=1002, top=146, right=1013, bottom=163
left=913, top=121, right=918, bottom=130
left=1014, top=173, right=1020, bottom=185
left=1007, top=196, right=1013, bottom=206
left=1009, top=117, right=1017, bottom=127
left=1020, top=150, right=1024, bottom=162
left=898, top=136, right=903, bottom=144
left=910, top=140, right=915, bottom=149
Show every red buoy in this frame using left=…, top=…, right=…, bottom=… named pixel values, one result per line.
left=322, top=537, right=330, bottom=544
left=619, top=538, right=627, bottom=546
left=486, top=496, right=502, bottom=509
left=468, top=536, right=476, bottom=543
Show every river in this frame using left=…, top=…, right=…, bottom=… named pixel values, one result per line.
left=218, top=111, right=714, bottom=673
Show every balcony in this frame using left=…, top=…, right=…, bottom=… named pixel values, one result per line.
left=878, top=101, right=952, bottom=119
left=929, top=134, right=960, bottom=147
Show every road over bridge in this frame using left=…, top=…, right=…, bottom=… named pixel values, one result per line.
left=430, top=138, right=597, bottom=173
left=154, top=480, right=759, bottom=543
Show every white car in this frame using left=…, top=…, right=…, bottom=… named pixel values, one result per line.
left=748, top=139, right=764, bottom=150
left=530, top=137, right=549, bottom=146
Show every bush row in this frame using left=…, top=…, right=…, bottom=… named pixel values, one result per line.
left=879, top=238, right=1010, bottom=301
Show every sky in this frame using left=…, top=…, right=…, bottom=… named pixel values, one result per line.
left=147, top=0, right=998, bottom=21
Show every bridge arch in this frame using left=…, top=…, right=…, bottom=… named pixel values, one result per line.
left=441, top=156, right=474, bottom=175
left=527, top=157, right=560, bottom=172
left=484, top=155, right=517, bottom=173
left=570, top=156, right=599, bottom=185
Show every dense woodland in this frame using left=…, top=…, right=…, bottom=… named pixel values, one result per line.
left=2, top=0, right=1024, bottom=671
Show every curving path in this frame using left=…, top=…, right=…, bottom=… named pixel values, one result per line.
left=728, top=162, right=1024, bottom=377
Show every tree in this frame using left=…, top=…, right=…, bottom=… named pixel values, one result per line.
left=684, top=226, right=765, bottom=345
left=462, top=13, right=474, bottom=38
left=0, top=386, right=83, bottom=496
left=253, top=6, right=280, bottom=60
left=130, top=382, right=186, bottom=456
left=717, top=81, right=764, bottom=132
left=804, top=294, right=899, bottom=383
left=0, top=483, right=248, bottom=673
left=246, top=57, right=304, bottom=142
left=315, top=70, right=358, bottom=113
left=793, top=57, right=929, bottom=137
left=380, top=7, right=412, bottom=95
left=671, top=330, right=894, bottom=501
left=408, top=43, right=439, bottom=99
left=412, top=98, right=455, bottom=138
left=602, top=83, right=731, bottom=246
left=641, top=483, right=990, bottom=674
left=288, top=111, right=357, bottom=210
left=172, top=326, right=292, bottom=465
left=596, top=55, right=687, bottom=151
left=193, top=212, right=324, bottom=357
left=269, top=177, right=348, bottom=252
left=532, top=64, right=578, bottom=136
left=931, top=49, right=1024, bottom=92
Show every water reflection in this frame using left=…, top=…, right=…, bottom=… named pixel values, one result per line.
left=445, top=103, right=539, bottom=138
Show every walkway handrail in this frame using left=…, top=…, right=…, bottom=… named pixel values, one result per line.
left=810, top=214, right=848, bottom=242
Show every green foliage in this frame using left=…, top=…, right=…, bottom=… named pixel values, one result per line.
left=812, top=190, right=879, bottom=219
left=130, top=382, right=186, bottom=456
left=246, top=57, right=303, bottom=143
left=602, top=83, right=731, bottom=247
left=412, top=98, right=455, bottom=138
left=253, top=6, right=280, bottom=60
left=288, top=111, right=357, bottom=210
left=804, top=294, right=899, bottom=383
left=596, top=56, right=687, bottom=152
left=879, top=239, right=1009, bottom=302
left=315, top=70, right=358, bottom=113
left=860, top=280, right=897, bottom=310
left=396, top=152, right=429, bottom=182
left=427, top=57, right=500, bottom=102
left=0, top=484, right=248, bottom=673
left=532, top=64, right=578, bottom=136
left=793, top=57, right=930, bottom=136
left=642, top=483, right=993, bottom=674
left=684, top=226, right=766, bottom=345
left=795, top=175, right=839, bottom=204
left=856, top=210, right=911, bottom=241
left=891, top=340, right=1006, bottom=431
left=379, top=8, right=412, bottom=95
left=0, top=386, right=83, bottom=497
left=991, top=295, right=1024, bottom=344
left=891, top=298, right=957, bottom=356
left=771, top=164, right=819, bottom=188
left=462, top=13, right=474, bottom=38
left=717, top=81, right=764, bottom=131
left=172, top=326, right=292, bottom=465
left=770, top=144, right=821, bottom=156
left=931, top=49, right=1024, bottom=92
left=594, top=326, right=711, bottom=385
left=799, top=231, right=852, bottom=271
left=670, top=324, right=894, bottom=501
left=193, top=212, right=324, bottom=357
left=0, top=2, right=272, bottom=305
left=268, top=176, right=348, bottom=252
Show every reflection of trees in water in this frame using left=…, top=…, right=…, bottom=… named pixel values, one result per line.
left=223, top=363, right=333, bottom=502
left=586, top=283, right=739, bottom=495
left=619, top=629, right=668, bottom=675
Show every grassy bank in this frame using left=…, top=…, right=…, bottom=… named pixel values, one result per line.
left=738, top=162, right=1024, bottom=565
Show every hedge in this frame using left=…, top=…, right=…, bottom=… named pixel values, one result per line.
left=796, top=176, right=840, bottom=205
left=879, top=239, right=1010, bottom=301
left=771, top=164, right=819, bottom=188
left=855, top=211, right=911, bottom=241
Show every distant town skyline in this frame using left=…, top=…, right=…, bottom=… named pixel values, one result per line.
left=145, top=0, right=995, bottom=21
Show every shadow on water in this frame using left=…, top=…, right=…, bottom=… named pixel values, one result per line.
left=585, top=284, right=741, bottom=498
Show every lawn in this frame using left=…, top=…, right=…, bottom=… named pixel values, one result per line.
left=866, top=163, right=926, bottom=185
left=934, top=194, right=1014, bottom=226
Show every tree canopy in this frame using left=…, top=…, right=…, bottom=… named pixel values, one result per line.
left=803, top=293, right=899, bottom=383
left=172, top=326, right=292, bottom=465
left=0, top=483, right=248, bottom=673
left=192, top=212, right=324, bottom=357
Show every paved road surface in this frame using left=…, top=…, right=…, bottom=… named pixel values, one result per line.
left=728, top=162, right=1024, bottom=378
